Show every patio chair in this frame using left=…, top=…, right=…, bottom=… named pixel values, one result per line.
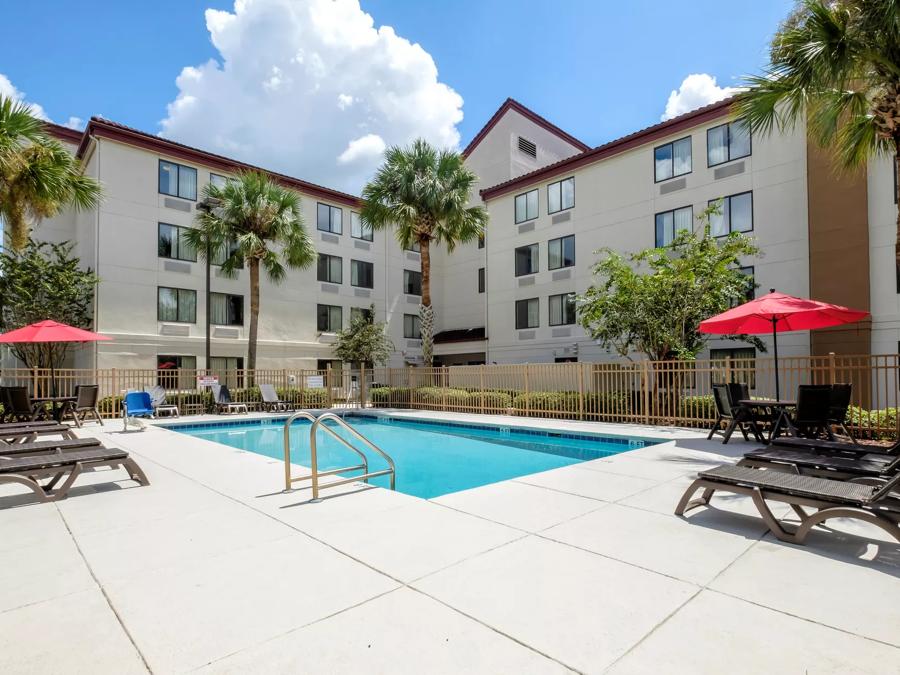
left=739, top=445, right=900, bottom=480
left=675, top=464, right=900, bottom=545
left=707, top=383, right=764, bottom=444
left=0, top=437, right=102, bottom=457
left=210, top=384, right=248, bottom=415
left=61, top=385, right=103, bottom=428
left=145, top=385, right=180, bottom=418
left=259, top=383, right=290, bottom=412
left=122, top=391, right=154, bottom=430
left=0, top=424, right=77, bottom=445
left=3, top=386, right=40, bottom=423
left=772, top=435, right=900, bottom=457
left=786, top=384, right=833, bottom=440
left=0, top=446, right=149, bottom=503
left=827, top=383, right=855, bottom=441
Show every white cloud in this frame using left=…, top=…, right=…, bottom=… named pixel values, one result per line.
left=662, top=74, right=739, bottom=121
left=0, top=73, right=50, bottom=121
left=62, top=116, right=85, bottom=130
left=160, top=0, right=464, bottom=194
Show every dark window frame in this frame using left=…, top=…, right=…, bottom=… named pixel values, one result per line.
left=350, top=212, right=373, bottom=241
left=316, top=304, right=342, bottom=333
left=403, top=313, right=422, bottom=339
left=514, top=242, right=540, bottom=277
left=738, top=265, right=756, bottom=303
left=158, top=223, right=197, bottom=262
left=403, top=269, right=422, bottom=296
left=209, top=173, right=229, bottom=188
left=478, top=267, right=485, bottom=294
left=317, top=253, right=343, bottom=284
left=548, top=292, right=577, bottom=326
left=654, top=205, right=694, bottom=247
left=547, top=176, right=575, bottom=214
left=706, top=121, right=752, bottom=167
left=209, top=292, right=244, bottom=326
left=158, top=159, right=198, bottom=201
left=477, top=234, right=485, bottom=249
left=157, top=286, right=197, bottom=324
left=515, top=298, right=540, bottom=330
left=316, top=202, right=343, bottom=234
left=547, top=235, right=575, bottom=270
left=514, top=189, right=539, bottom=224
left=350, top=259, right=374, bottom=289
left=653, top=136, right=692, bottom=183
left=708, top=191, right=754, bottom=237
left=350, top=306, right=374, bottom=324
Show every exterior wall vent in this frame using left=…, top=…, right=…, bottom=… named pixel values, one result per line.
left=213, top=327, right=239, bottom=339
left=405, top=251, right=420, bottom=262
left=354, top=288, right=372, bottom=298
left=354, top=240, right=371, bottom=251
left=659, top=177, right=687, bottom=195
left=518, top=276, right=536, bottom=287
left=714, top=161, right=745, bottom=180
left=552, top=269, right=572, bottom=281
left=518, top=136, right=537, bottom=158
left=518, top=330, right=536, bottom=340
left=163, top=260, right=191, bottom=274
left=159, top=324, right=190, bottom=337
left=518, top=222, right=535, bottom=234
left=551, top=211, right=572, bottom=225
left=320, top=283, right=339, bottom=294
left=164, top=198, right=191, bottom=213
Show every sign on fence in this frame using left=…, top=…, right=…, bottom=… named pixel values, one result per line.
left=197, top=375, right=219, bottom=387
left=307, top=375, right=324, bottom=388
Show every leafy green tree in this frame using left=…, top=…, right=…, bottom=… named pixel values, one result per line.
left=578, top=206, right=762, bottom=361
left=734, top=0, right=900, bottom=264
left=0, top=239, right=99, bottom=368
left=360, top=139, right=488, bottom=366
left=0, top=95, right=102, bottom=251
left=333, top=305, right=395, bottom=367
left=185, top=170, right=316, bottom=374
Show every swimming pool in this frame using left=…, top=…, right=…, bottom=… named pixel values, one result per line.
left=167, top=414, right=657, bottom=499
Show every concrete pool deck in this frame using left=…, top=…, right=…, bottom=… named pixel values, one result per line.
left=1, top=409, right=898, bottom=674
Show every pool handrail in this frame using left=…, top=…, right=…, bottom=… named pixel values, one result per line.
left=282, top=411, right=396, bottom=499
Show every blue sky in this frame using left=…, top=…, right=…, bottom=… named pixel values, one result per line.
left=1, top=0, right=793, bottom=190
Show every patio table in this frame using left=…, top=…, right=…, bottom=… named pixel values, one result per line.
left=31, top=396, right=77, bottom=423
left=739, top=399, right=796, bottom=442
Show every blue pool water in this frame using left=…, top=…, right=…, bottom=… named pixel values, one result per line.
left=168, top=415, right=656, bottom=499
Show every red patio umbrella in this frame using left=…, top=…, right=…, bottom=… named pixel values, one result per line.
left=0, top=320, right=111, bottom=396
left=698, top=290, right=869, bottom=399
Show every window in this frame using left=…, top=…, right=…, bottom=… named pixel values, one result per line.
left=654, top=206, right=693, bottom=247
left=350, top=212, right=373, bottom=241
left=156, top=355, right=197, bottom=389
left=707, top=121, right=751, bottom=166
left=738, top=266, right=755, bottom=302
left=210, top=293, right=243, bottom=326
left=710, top=347, right=757, bottom=388
left=317, top=254, right=343, bottom=284
left=158, top=160, right=197, bottom=200
left=654, top=137, right=692, bottom=182
left=317, top=304, right=342, bottom=332
left=209, top=356, right=244, bottom=389
left=210, top=238, right=243, bottom=268
left=478, top=267, right=485, bottom=294
left=547, top=177, right=574, bottom=214
left=406, top=241, right=421, bottom=253
left=515, top=298, right=540, bottom=329
left=548, top=235, right=575, bottom=269
left=403, top=269, right=422, bottom=295
left=549, top=293, right=577, bottom=326
left=351, top=306, right=374, bottom=324
left=209, top=173, right=229, bottom=188
left=515, top=189, right=539, bottom=223
left=709, top=192, right=753, bottom=236
left=350, top=259, right=374, bottom=288
left=404, top=314, right=421, bottom=339
left=317, top=203, right=343, bottom=234
left=515, top=243, right=539, bottom=276
left=157, top=287, right=197, bottom=323
left=158, top=223, right=196, bottom=262
left=518, top=136, right=537, bottom=158
left=477, top=234, right=484, bottom=249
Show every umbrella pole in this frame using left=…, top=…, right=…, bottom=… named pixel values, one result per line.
left=772, top=318, right=779, bottom=401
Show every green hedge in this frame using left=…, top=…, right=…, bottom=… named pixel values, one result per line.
left=97, top=386, right=329, bottom=417
left=846, top=405, right=898, bottom=440
left=415, top=387, right=471, bottom=407
left=370, top=386, right=411, bottom=407
left=678, top=394, right=715, bottom=421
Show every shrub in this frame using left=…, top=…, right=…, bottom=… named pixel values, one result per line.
left=512, top=391, right=581, bottom=418
left=678, top=394, right=715, bottom=421
left=472, top=390, right=513, bottom=410
left=369, top=387, right=411, bottom=407
left=846, top=405, right=898, bottom=440
left=414, top=387, right=471, bottom=408
left=277, top=387, right=329, bottom=408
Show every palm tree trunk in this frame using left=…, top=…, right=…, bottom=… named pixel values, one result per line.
left=247, top=257, right=260, bottom=383
left=419, top=237, right=434, bottom=367
left=895, top=139, right=900, bottom=269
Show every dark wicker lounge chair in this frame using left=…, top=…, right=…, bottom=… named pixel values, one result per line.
left=739, top=446, right=900, bottom=480
left=675, top=464, right=900, bottom=544
left=707, top=383, right=765, bottom=444
left=259, top=383, right=290, bottom=412
left=211, top=384, right=248, bottom=415
left=61, top=385, right=103, bottom=427
left=0, top=447, right=149, bottom=503
left=772, top=436, right=900, bottom=457
left=0, top=437, right=102, bottom=457
left=0, top=424, right=77, bottom=445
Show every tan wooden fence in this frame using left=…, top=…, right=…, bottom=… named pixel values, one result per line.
left=2, top=353, right=898, bottom=436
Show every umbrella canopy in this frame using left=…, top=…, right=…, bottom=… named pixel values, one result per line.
left=698, top=290, right=868, bottom=400
left=0, top=320, right=111, bottom=344
left=698, top=291, right=869, bottom=335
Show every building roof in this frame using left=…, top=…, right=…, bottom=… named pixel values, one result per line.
left=72, top=117, right=363, bottom=208
left=43, top=122, right=84, bottom=145
left=480, top=96, right=736, bottom=201
left=433, top=327, right=486, bottom=344
left=462, top=98, right=591, bottom=158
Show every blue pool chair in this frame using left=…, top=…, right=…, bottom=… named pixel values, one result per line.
left=122, top=391, right=154, bottom=430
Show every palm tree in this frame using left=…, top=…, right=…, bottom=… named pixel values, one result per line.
left=361, top=139, right=487, bottom=366
left=0, top=95, right=102, bottom=251
left=185, top=170, right=316, bottom=375
left=734, top=0, right=900, bottom=264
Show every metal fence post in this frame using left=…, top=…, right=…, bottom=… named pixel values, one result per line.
left=642, top=360, right=651, bottom=425
left=524, top=364, right=530, bottom=417
left=578, top=362, right=585, bottom=420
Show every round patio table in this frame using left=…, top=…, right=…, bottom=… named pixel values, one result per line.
left=739, top=399, right=796, bottom=441
left=31, top=396, right=77, bottom=423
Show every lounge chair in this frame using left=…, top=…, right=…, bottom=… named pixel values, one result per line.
left=122, top=391, right=155, bottom=430
left=2, top=386, right=41, bottom=423
left=259, top=383, right=290, bottom=412
left=61, top=384, right=103, bottom=427
left=675, top=464, right=900, bottom=544
left=739, top=446, right=900, bottom=480
left=0, top=424, right=77, bottom=445
left=145, top=385, right=179, bottom=418
left=827, top=383, right=855, bottom=441
left=707, top=383, right=765, bottom=444
left=0, top=437, right=102, bottom=457
left=785, top=384, right=833, bottom=439
left=772, top=435, right=899, bottom=456
left=0, top=447, right=149, bottom=503
left=211, top=384, right=248, bottom=414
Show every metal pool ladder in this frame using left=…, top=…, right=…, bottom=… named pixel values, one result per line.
left=283, top=411, right=396, bottom=500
